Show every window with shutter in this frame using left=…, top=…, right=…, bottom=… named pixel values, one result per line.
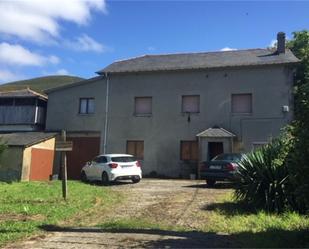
left=182, top=95, right=200, bottom=113
left=180, top=141, right=198, bottom=161
left=135, top=97, right=152, bottom=115
left=231, top=94, right=252, bottom=114
left=126, top=141, right=144, bottom=159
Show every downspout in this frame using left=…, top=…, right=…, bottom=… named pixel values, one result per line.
left=103, top=73, right=110, bottom=154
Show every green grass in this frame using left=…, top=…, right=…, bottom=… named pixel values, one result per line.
left=203, top=193, right=309, bottom=248
left=0, top=181, right=119, bottom=247
left=0, top=75, right=84, bottom=94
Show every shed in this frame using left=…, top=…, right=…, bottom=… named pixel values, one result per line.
left=0, top=132, right=56, bottom=182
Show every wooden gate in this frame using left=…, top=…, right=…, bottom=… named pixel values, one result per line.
left=66, top=137, right=100, bottom=179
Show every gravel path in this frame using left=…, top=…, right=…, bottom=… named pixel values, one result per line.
left=5, top=179, right=236, bottom=248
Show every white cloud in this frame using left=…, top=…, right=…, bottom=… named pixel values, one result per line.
left=0, top=42, right=59, bottom=66
left=65, top=34, right=108, bottom=53
left=0, top=69, right=23, bottom=83
left=269, top=39, right=277, bottom=48
left=0, top=0, right=106, bottom=42
left=147, top=46, right=156, bottom=52
left=55, top=69, right=69, bottom=75
left=220, top=47, right=237, bottom=51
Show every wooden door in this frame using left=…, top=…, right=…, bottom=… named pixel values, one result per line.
left=208, top=142, right=224, bottom=160
left=30, top=148, right=54, bottom=181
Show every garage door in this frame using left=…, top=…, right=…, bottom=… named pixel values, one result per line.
left=66, top=137, right=100, bottom=180
left=30, top=148, right=54, bottom=181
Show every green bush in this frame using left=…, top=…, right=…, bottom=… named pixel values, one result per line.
left=234, top=135, right=295, bottom=213
left=287, top=30, right=309, bottom=213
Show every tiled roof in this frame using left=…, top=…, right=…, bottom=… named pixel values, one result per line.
left=0, top=132, right=57, bottom=147
left=98, top=48, right=299, bottom=74
left=196, top=127, right=236, bottom=138
left=0, top=88, right=47, bottom=99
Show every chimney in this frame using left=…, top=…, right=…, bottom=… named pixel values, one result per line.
left=277, top=32, right=286, bottom=54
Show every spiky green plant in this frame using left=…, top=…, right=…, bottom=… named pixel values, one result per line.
left=234, top=136, right=295, bottom=213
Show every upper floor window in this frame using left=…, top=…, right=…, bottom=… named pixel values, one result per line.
left=231, top=93, right=252, bottom=114
left=79, top=98, right=95, bottom=114
left=182, top=95, right=200, bottom=113
left=127, top=140, right=144, bottom=159
left=135, top=97, right=152, bottom=116
left=180, top=140, right=198, bottom=161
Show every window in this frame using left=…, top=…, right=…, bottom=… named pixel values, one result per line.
left=135, top=97, right=152, bottom=115
left=182, top=95, right=200, bottom=113
left=180, top=141, right=198, bottom=161
left=93, top=156, right=107, bottom=163
left=127, top=141, right=144, bottom=159
left=231, top=94, right=252, bottom=114
left=79, top=98, right=95, bottom=114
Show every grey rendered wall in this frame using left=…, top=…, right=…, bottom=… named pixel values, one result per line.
left=46, top=79, right=106, bottom=132
left=105, top=65, right=294, bottom=177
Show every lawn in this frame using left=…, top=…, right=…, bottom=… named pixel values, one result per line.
left=0, top=180, right=120, bottom=247
left=204, top=193, right=309, bottom=248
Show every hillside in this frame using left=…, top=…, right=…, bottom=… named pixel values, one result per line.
left=0, top=75, right=85, bottom=94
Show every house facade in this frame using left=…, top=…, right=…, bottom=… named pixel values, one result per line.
left=45, top=33, right=299, bottom=178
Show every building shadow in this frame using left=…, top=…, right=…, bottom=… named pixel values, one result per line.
left=202, top=201, right=256, bottom=216
left=38, top=225, right=309, bottom=248
left=183, top=182, right=235, bottom=189
left=39, top=225, right=238, bottom=248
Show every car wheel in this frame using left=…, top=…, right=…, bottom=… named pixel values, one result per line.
left=206, top=179, right=216, bottom=187
left=101, top=172, right=110, bottom=186
left=132, top=176, right=140, bottom=184
left=81, top=171, right=88, bottom=182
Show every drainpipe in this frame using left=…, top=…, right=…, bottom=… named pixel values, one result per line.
left=103, top=73, right=110, bottom=154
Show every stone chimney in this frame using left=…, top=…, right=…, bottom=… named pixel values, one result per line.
left=277, top=32, right=286, bottom=54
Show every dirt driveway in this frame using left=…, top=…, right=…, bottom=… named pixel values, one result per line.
left=6, top=179, right=236, bottom=248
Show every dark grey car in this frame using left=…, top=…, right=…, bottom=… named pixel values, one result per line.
left=200, top=153, right=243, bottom=187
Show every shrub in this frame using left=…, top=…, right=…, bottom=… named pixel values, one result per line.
left=234, top=134, right=295, bottom=213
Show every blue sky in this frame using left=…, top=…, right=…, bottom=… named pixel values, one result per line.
left=0, top=0, right=308, bottom=83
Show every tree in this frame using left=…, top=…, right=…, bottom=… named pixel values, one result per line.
left=286, top=30, right=309, bottom=213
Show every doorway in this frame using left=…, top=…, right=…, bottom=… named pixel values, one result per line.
left=208, top=142, right=224, bottom=160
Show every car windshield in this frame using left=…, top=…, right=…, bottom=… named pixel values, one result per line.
left=211, top=153, right=242, bottom=162
left=111, top=156, right=135, bottom=162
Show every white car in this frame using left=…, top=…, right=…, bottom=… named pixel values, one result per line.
left=80, top=154, right=142, bottom=185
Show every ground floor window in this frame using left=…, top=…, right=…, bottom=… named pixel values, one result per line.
left=180, top=140, right=198, bottom=161
left=126, top=140, right=144, bottom=159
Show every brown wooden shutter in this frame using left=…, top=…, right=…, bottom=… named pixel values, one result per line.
left=127, top=141, right=135, bottom=155
left=136, top=141, right=144, bottom=159
left=181, top=141, right=191, bottom=160
left=191, top=141, right=198, bottom=161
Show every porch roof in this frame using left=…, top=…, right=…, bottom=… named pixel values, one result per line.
left=196, top=127, right=236, bottom=138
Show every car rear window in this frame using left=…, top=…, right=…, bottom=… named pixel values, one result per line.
left=212, top=154, right=242, bottom=161
left=111, top=157, right=135, bottom=162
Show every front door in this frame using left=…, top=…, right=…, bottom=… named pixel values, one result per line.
left=208, top=142, right=224, bottom=160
